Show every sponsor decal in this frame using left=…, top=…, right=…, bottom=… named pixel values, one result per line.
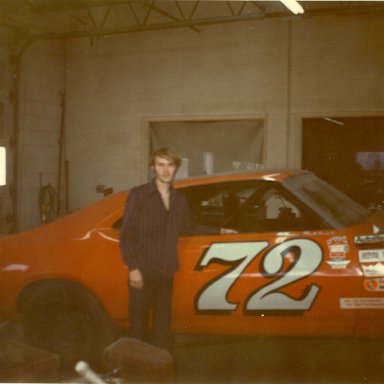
left=362, top=263, right=384, bottom=277
left=359, top=249, right=384, bottom=263
left=354, top=234, right=384, bottom=244
left=327, top=236, right=349, bottom=258
left=340, top=297, right=384, bottom=309
left=326, top=260, right=351, bottom=270
left=326, top=236, right=350, bottom=269
left=364, top=278, right=384, bottom=292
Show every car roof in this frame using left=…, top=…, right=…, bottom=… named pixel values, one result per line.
left=173, top=169, right=310, bottom=188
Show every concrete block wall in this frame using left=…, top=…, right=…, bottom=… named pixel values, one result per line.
left=17, top=40, right=65, bottom=230
left=292, top=16, right=384, bottom=111
left=13, top=13, right=384, bottom=230
left=65, top=18, right=290, bottom=212
left=0, top=27, right=14, bottom=234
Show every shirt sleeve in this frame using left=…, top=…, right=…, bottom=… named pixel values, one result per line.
left=179, top=193, right=221, bottom=236
left=119, top=187, right=141, bottom=270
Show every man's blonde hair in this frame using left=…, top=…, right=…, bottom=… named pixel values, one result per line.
left=149, top=147, right=182, bottom=168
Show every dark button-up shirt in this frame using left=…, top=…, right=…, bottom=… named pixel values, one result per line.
left=120, top=178, right=219, bottom=276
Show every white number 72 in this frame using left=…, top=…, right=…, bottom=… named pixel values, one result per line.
left=196, top=239, right=323, bottom=312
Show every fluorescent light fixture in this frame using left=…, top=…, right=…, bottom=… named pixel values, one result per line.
left=280, top=0, right=304, bottom=14
left=324, top=117, right=345, bottom=126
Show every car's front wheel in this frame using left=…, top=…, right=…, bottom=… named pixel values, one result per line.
left=17, top=280, right=117, bottom=367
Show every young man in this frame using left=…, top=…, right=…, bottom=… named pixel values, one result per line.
left=119, top=148, right=235, bottom=351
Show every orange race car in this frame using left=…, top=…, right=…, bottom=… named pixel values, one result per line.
left=1, top=170, right=384, bottom=362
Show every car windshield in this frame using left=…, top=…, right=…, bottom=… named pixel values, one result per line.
left=284, top=173, right=371, bottom=229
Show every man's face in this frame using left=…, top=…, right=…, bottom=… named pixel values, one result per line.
left=152, top=156, right=178, bottom=184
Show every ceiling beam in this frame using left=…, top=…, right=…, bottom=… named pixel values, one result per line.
left=28, top=0, right=131, bottom=13
left=26, top=11, right=284, bottom=42
left=12, top=2, right=384, bottom=45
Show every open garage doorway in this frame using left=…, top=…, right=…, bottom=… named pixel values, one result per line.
left=149, top=118, right=265, bottom=179
left=302, top=116, right=384, bottom=209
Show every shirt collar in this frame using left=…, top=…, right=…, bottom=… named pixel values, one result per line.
left=148, top=177, right=175, bottom=196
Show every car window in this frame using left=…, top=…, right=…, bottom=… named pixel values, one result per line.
left=284, top=173, right=371, bottom=229
left=181, top=181, right=265, bottom=228
left=230, top=186, right=317, bottom=232
left=181, top=181, right=321, bottom=233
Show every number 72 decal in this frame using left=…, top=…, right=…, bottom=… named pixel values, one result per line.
left=195, top=239, right=323, bottom=314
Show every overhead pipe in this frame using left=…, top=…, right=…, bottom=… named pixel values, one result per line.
left=9, top=38, right=30, bottom=233
left=57, top=91, right=66, bottom=215
left=9, top=50, right=20, bottom=233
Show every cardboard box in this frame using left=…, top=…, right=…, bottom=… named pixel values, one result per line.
left=0, top=340, right=60, bottom=383
left=103, top=338, right=173, bottom=383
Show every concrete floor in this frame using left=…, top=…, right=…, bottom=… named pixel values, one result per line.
left=1, top=321, right=384, bottom=383
left=173, top=334, right=384, bottom=384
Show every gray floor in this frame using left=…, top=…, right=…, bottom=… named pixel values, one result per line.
left=173, top=334, right=384, bottom=384
left=1, top=321, right=384, bottom=383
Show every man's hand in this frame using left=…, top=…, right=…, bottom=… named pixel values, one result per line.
left=129, top=269, right=144, bottom=289
left=220, top=228, right=238, bottom=234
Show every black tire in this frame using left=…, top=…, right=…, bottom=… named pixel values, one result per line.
left=18, top=280, right=117, bottom=367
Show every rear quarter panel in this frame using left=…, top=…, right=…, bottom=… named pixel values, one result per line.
left=0, top=192, right=128, bottom=321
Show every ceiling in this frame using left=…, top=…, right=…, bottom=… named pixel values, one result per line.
left=0, top=0, right=384, bottom=44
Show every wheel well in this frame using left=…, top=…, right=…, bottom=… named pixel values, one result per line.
left=17, top=279, right=109, bottom=317
left=16, top=278, right=118, bottom=366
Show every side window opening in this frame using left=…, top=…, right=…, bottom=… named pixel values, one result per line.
left=232, top=186, right=320, bottom=233
left=115, top=180, right=324, bottom=234
left=181, top=181, right=265, bottom=228
left=181, top=181, right=321, bottom=233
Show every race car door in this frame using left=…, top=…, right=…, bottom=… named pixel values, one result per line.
left=173, top=179, right=360, bottom=337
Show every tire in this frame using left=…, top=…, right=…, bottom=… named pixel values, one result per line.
left=18, top=280, right=117, bottom=367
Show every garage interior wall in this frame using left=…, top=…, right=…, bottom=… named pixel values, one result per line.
left=0, top=26, right=14, bottom=234
left=1, top=13, right=383, bottom=232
